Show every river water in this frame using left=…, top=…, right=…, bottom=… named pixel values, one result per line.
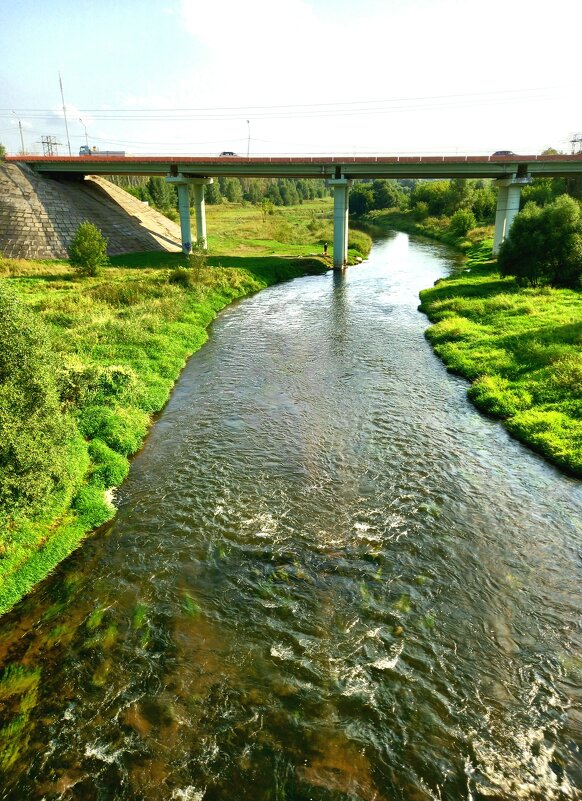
left=1, top=232, right=581, bottom=800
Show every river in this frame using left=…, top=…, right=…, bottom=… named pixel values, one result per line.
left=0, top=231, right=581, bottom=800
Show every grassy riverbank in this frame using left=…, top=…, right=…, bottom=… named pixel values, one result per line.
left=362, top=208, right=493, bottom=252
left=419, top=241, right=582, bottom=477
left=361, top=209, right=581, bottom=477
left=1, top=198, right=367, bottom=615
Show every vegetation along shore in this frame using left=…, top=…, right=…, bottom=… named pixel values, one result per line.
left=0, top=193, right=371, bottom=615
left=355, top=176, right=581, bottom=478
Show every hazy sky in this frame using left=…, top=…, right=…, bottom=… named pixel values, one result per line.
left=1, top=0, right=579, bottom=156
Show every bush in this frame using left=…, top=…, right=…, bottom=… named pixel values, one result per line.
left=0, top=284, right=77, bottom=522
left=168, top=267, right=195, bottom=288
left=68, top=222, right=109, bottom=277
left=413, top=201, right=429, bottom=220
left=0, top=143, right=5, bottom=162
left=498, top=196, right=582, bottom=288
left=449, top=209, right=476, bottom=237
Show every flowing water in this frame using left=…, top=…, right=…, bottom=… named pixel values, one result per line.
left=1, top=232, right=581, bottom=801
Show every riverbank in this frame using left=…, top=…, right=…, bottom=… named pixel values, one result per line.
left=360, top=209, right=581, bottom=477
left=361, top=207, right=493, bottom=252
left=0, top=221, right=336, bottom=614
left=419, top=242, right=582, bottom=477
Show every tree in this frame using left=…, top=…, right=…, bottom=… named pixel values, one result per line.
left=261, top=198, right=274, bottom=222
left=147, top=177, right=176, bottom=211
left=349, top=185, right=374, bottom=215
left=223, top=178, right=243, bottom=203
left=0, top=143, right=5, bottom=161
left=410, top=180, right=451, bottom=216
left=371, top=179, right=404, bottom=210
left=0, top=284, right=76, bottom=523
left=68, top=221, right=109, bottom=277
left=471, top=186, right=496, bottom=222
left=266, top=184, right=283, bottom=206
left=205, top=181, right=223, bottom=205
left=498, top=196, right=582, bottom=288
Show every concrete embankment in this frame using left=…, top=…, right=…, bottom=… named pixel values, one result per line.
left=0, top=163, right=182, bottom=259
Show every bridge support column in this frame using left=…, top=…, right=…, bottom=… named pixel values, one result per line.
left=166, top=174, right=213, bottom=254
left=193, top=182, right=208, bottom=246
left=327, top=178, right=351, bottom=270
left=492, top=176, right=532, bottom=255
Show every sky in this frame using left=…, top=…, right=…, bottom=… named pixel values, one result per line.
left=1, top=0, right=580, bottom=157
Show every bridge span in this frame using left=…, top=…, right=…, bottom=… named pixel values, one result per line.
left=9, top=153, right=582, bottom=267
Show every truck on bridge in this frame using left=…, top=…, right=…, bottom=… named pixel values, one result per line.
left=79, top=145, right=126, bottom=157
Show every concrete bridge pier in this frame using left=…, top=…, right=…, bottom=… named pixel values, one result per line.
left=192, top=179, right=213, bottom=247
left=327, top=177, right=351, bottom=269
left=493, top=175, right=532, bottom=255
left=166, top=174, right=213, bottom=254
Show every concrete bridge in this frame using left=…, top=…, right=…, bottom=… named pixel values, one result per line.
left=9, top=153, right=582, bottom=268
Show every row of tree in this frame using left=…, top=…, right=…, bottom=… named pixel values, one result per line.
left=108, top=175, right=330, bottom=214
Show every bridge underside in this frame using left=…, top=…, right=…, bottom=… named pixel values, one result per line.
left=10, top=154, right=582, bottom=264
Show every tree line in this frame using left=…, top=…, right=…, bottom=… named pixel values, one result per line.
left=107, top=175, right=330, bottom=217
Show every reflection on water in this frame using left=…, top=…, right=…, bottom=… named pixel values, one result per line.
left=0, top=232, right=581, bottom=800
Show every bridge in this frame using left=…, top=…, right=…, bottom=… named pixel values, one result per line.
left=9, top=153, right=582, bottom=267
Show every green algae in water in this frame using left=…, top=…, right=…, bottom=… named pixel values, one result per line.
left=101, top=623, right=118, bottom=649
left=413, top=574, right=430, bottom=586
left=182, top=592, right=201, bottom=617
left=132, top=602, right=148, bottom=630
left=394, top=595, right=411, bottom=614
left=419, top=613, right=436, bottom=630
left=45, top=622, right=77, bottom=647
left=86, top=606, right=107, bottom=631
left=0, top=665, right=41, bottom=771
left=92, top=658, right=112, bottom=687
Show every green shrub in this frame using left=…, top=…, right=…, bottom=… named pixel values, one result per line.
left=68, top=222, right=109, bottom=277
left=449, top=209, right=476, bottom=237
left=168, top=266, right=196, bottom=288
left=0, top=143, right=6, bottom=162
left=498, top=196, right=582, bottom=288
left=0, top=284, right=77, bottom=522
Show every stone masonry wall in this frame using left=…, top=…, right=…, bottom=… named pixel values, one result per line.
left=0, top=163, right=182, bottom=259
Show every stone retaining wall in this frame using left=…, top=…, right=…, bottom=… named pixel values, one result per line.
left=0, top=163, right=181, bottom=259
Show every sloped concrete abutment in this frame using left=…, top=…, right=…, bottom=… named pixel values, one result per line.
left=0, top=163, right=181, bottom=260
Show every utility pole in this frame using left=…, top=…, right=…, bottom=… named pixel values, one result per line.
left=59, top=72, right=72, bottom=156
left=79, top=117, right=89, bottom=148
left=12, top=111, right=25, bottom=154
left=570, top=133, right=582, bottom=154
left=247, top=119, right=250, bottom=158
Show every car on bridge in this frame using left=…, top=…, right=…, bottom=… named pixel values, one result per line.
left=219, top=151, right=238, bottom=157
left=492, top=150, right=516, bottom=156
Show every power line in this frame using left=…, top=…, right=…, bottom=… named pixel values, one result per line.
left=0, top=86, right=568, bottom=122
left=0, top=85, right=565, bottom=115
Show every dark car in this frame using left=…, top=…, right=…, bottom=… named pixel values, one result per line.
left=492, top=150, right=516, bottom=156
left=219, top=151, right=238, bottom=157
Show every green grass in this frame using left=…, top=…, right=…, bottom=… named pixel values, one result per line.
left=206, top=199, right=371, bottom=264
left=0, top=200, right=352, bottom=616
left=419, top=241, right=582, bottom=476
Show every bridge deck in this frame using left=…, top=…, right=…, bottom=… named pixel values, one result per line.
left=8, top=154, right=582, bottom=179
